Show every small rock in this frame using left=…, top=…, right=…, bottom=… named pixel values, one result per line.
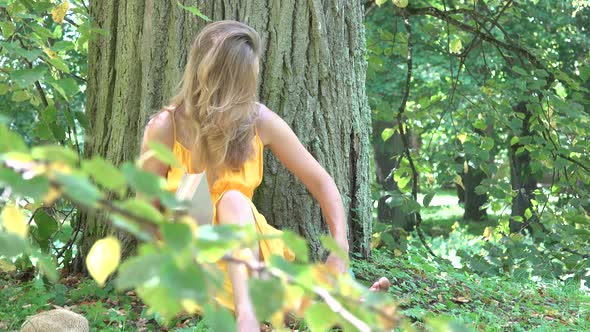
left=20, top=308, right=89, bottom=332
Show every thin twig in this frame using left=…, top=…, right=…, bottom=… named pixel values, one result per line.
left=394, top=12, right=436, bottom=258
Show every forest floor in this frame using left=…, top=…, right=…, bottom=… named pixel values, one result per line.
left=1, top=191, right=588, bottom=331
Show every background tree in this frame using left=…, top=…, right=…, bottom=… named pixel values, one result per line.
left=75, top=0, right=374, bottom=269
left=366, top=0, right=589, bottom=281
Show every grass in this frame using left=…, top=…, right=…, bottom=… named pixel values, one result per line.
left=0, top=276, right=210, bottom=331
left=352, top=248, right=590, bottom=331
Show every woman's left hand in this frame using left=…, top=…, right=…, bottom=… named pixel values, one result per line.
left=325, top=252, right=348, bottom=274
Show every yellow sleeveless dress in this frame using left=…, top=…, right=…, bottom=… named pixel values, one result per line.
left=165, top=111, right=295, bottom=311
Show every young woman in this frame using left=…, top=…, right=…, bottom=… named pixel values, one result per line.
left=141, top=20, right=388, bottom=331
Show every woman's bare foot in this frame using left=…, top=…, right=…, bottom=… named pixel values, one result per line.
left=369, top=277, right=391, bottom=292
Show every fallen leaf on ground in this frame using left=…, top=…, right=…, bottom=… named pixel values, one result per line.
left=451, top=296, right=470, bottom=304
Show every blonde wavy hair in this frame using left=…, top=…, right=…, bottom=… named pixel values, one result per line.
left=171, top=20, right=261, bottom=172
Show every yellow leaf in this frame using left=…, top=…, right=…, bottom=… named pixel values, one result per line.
left=464, top=160, right=469, bottom=174
left=394, top=249, right=403, bottom=257
left=450, top=38, right=463, bottom=54
left=43, top=187, right=62, bottom=206
left=181, top=299, right=201, bottom=313
left=392, top=0, right=409, bottom=8
left=270, top=310, right=285, bottom=331
left=375, top=0, right=388, bottom=6
left=51, top=2, right=70, bottom=24
left=457, top=133, right=467, bottom=144
left=283, top=284, right=305, bottom=311
left=371, top=232, right=382, bottom=249
left=1, top=204, right=28, bottom=238
left=0, top=259, right=16, bottom=272
left=454, top=175, right=464, bottom=190
left=483, top=226, right=492, bottom=239
left=86, top=236, right=121, bottom=286
left=42, top=46, right=58, bottom=59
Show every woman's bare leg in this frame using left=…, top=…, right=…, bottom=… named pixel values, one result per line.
left=217, top=190, right=261, bottom=332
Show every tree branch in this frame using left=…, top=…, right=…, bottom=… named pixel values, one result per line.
left=403, top=6, right=547, bottom=71
left=2, top=158, right=399, bottom=330
left=394, top=12, right=436, bottom=258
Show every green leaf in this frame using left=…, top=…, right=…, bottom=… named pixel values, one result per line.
left=177, top=2, right=211, bottom=21
left=249, top=278, right=284, bottom=321
left=0, top=41, right=42, bottom=62
left=34, top=209, right=58, bottom=240
left=473, top=119, right=487, bottom=131
left=122, top=162, right=163, bottom=198
left=194, top=224, right=246, bottom=263
left=402, top=198, right=421, bottom=214
left=11, top=90, right=30, bottom=103
left=375, top=0, right=388, bottom=6
left=32, top=145, right=79, bottom=165
left=137, top=284, right=183, bottom=322
left=0, top=123, right=27, bottom=152
left=0, top=83, right=9, bottom=96
left=161, top=222, right=193, bottom=252
left=386, top=192, right=405, bottom=208
left=512, top=66, right=529, bottom=76
left=510, top=136, right=520, bottom=146
left=0, top=233, right=27, bottom=257
left=0, top=21, right=15, bottom=38
left=282, top=230, right=309, bottom=263
left=524, top=208, right=533, bottom=220
left=49, top=77, right=79, bottom=100
left=0, top=169, right=49, bottom=200
left=31, top=24, right=54, bottom=40
left=110, top=214, right=153, bottom=242
left=115, top=252, right=167, bottom=290
left=381, top=128, right=395, bottom=142
left=423, top=192, right=435, bottom=208
left=203, top=305, right=237, bottom=332
left=11, top=66, right=47, bottom=88
left=117, top=198, right=164, bottom=224
left=46, top=56, right=70, bottom=73
left=33, top=252, right=59, bottom=282
left=304, top=303, right=339, bottom=332
left=33, top=122, right=53, bottom=140
left=146, top=141, right=181, bottom=168
left=481, top=137, right=494, bottom=151
left=160, top=262, right=207, bottom=302
left=82, top=157, right=126, bottom=194
left=55, top=173, right=103, bottom=207
left=74, top=111, right=89, bottom=129
left=395, top=175, right=411, bottom=190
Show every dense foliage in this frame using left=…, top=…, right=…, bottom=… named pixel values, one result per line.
left=367, top=0, right=590, bottom=287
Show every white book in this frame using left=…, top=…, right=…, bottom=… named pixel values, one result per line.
left=175, top=172, right=213, bottom=225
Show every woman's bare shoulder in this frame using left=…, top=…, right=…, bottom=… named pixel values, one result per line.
left=143, top=108, right=175, bottom=149
left=255, top=103, right=283, bottom=145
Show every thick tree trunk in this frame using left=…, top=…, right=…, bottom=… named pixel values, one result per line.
left=74, top=0, right=373, bottom=271
left=462, top=166, right=488, bottom=221
left=509, top=103, right=538, bottom=233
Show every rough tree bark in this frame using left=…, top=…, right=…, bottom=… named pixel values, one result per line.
left=74, top=0, right=373, bottom=271
left=461, top=165, right=488, bottom=221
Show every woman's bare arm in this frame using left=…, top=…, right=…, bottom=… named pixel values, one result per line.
left=257, top=105, right=349, bottom=265
left=139, top=111, right=175, bottom=209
